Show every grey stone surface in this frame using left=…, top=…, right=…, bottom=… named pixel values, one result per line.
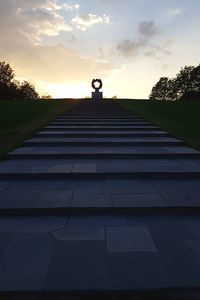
left=0, top=162, right=20, bottom=172
left=0, top=191, right=40, bottom=209
left=187, top=240, right=200, bottom=262
left=31, top=166, right=49, bottom=173
left=180, top=159, right=200, bottom=171
left=0, top=217, right=66, bottom=233
left=165, top=146, right=200, bottom=154
left=0, top=181, right=11, bottom=192
left=68, top=214, right=128, bottom=226
left=71, top=193, right=112, bottom=207
left=106, top=226, right=157, bottom=253
left=72, top=163, right=96, bottom=173
left=47, top=163, right=73, bottom=173
left=151, top=179, right=200, bottom=206
left=112, top=193, right=167, bottom=207
left=45, top=241, right=109, bottom=291
left=26, top=136, right=182, bottom=143
left=35, top=191, right=72, bottom=208
left=105, top=179, right=156, bottom=194
left=8, top=147, right=35, bottom=154
left=98, top=159, right=139, bottom=172
left=187, top=220, right=200, bottom=239
left=151, top=180, right=187, bottom=206
left=75, top=179, right=105, bottom=193
left=8, top=178, right=76, bottom=192
left=0, top=234, right=55, bottom=291
left=0, top=233, right=13, bottom=256
left=52, top=226, right=105, bottom=241
left=38, top=130, right=168, bottom=135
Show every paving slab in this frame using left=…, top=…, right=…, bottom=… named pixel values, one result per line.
left=52, top=226, right=105, bottom=241
left=0, top=216, right=66, bottom=233
left=0, top=191, right=40, bottom=209
left=0, top=234, right=55, bottom=291
left=112, top=193, right=167, bottom=207
left=71, top=193, right=112, bottom=207
left=68, top=214, right=128, bottom=226
left=45, top=241, right=110, bottom=291
left=72, top=163, right=97, bottom=173
left=106, top=226, right=157, bottom=253
left=0, top=233, right=13, bottom=256
left=34, top=190, right=72, bottom=208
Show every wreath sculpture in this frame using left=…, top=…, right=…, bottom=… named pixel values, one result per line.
left=92, top=79, right=103, bottom=91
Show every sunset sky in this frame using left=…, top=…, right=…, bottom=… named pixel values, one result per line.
left=0, top=0, right=200, bottom=98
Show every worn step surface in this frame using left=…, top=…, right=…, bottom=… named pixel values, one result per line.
left=1, top=100, right=200, bottom=297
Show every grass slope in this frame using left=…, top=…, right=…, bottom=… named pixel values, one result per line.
left=121, top=100, right=200, bottom=150
left=0, top=99, right=78, bottom=157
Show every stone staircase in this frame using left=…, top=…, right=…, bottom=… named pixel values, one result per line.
left=1, top=100, right=200, bottom=298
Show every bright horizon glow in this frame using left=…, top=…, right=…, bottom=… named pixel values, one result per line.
left=1, top=0, right=200, bottom=98
left=35, top=81, right=90, bottom=98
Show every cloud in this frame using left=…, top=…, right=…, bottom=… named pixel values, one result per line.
left=62, top=3, right=80, bottom=11
left=72, top=13, right=110, bottom=31
left=145, top=39, right=176, bottom=58
left=117, top=38, right=147, bottom=58
left=8, top=45, right=113, bottom=83
left=0, top=0, right=72, bottom=44
left=138, top=21, right=161, bottom=38
left=116, top=20, right=160, bottom=58
left=167, top=8, right=183, bottom=17
left=0, top=0, right=115, bottom=90
left=116, top=20, right=174, bottom=59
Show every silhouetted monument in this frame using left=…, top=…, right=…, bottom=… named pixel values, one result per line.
left=92, top=79, right=103, bottom=100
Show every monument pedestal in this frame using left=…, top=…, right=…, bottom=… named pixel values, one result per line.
left=92, top=91, right=103, bottom=100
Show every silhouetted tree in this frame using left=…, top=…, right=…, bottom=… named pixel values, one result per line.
left=190, top=64, right=200, bottom=93
left=173, top=66, right=195, bottom=98
left=19, top=81, right=39, bottom=100
left=149, top=77, right=169, bottom=101
left=0, top=62, right=16, bottom=100
left=0, top=61, right=40, bottom=100
left=165, top=79, right=178, bottom=101
left=149, top=64, right=200, bottom=101
left=0, top=61, right=14, bottom=85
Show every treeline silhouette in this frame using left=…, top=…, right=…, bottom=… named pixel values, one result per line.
left=0, top=61, right=39, bottom=100
left=149, top=64, right=200, bottom=101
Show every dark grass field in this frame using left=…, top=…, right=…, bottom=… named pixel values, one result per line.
left=0, top=99, right=79, bottom=157
left=120, top=100, right=200, bottom=150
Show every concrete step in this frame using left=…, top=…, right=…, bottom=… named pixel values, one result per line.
left=53, top=120, right=151, bottom=124
left=58, top=116, right=142, bottom=119
left=2, top=172, right=200, bottom=180
left=25, top=141, right=184, bottom=147
left=7, top=153, right=200, bottom=159
left=25, top=136, right=182, bottom=144
left=36, top=131, right=170, bottom=138
left=24, top=135, right=184, bottom=147
left=0, top=177, right=200, bottom=210
left=51, top=122, right=153, bottom=126
left=44, top=126, right=160, bottom=131
left=2, top=100, right=200, bottom=296
left=1, top=206, right=200, bottom=215
left=8, top=145, right=200, bottom=157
